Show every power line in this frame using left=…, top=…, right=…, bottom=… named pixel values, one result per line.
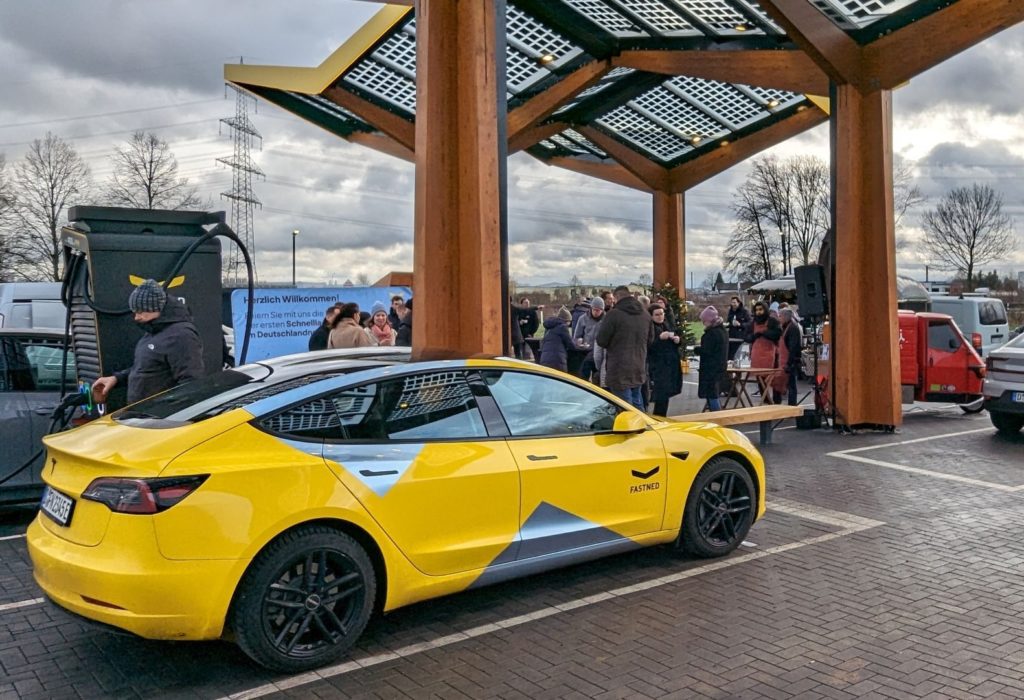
left=0, top=99, right=221, bottom=130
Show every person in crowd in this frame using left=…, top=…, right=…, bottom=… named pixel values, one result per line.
left=329, top=303, right=374, bottom=349
left=595, top=285, right=654, bottom=410
left=358, top=310, right=372, bottom=328
left=367, top=302, right=397, bottom=346
left=308, top=303, right=341, bottom=351
left=570, top=296, right=591, bottom=333
left=638, top=295, right=650, bottom=311
left=573, top=296, right=605, bottom=383
left=509, top=297, right=524, bottom=358
left=694, top=305, right=729, bottom=411
left=601, top=290, right=615, bottom=311
left=653, top=294, right=676, bottom=328
left=726, top=296, right=750, bottom=361
left=746, top=300, right=782, bottom=399
left=388, top=295, right=407, bottom=330
left=769, top=300, right=780, bottom=319
left=92, top=279, right=204, bottom=405
left=515, top=297, right=541, bottom=342
left=539, top=306, right=575, bottom=373
left=647, top=303, right=682, bottom=416
left=772, top=308, right=802, bottom=405
left=396, top=298, right=413, bottom=347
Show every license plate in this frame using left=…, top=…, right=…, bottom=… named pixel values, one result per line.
left=1013, top=392, right=1024, bottom=403
left=40, top=486, right=75, bottom=527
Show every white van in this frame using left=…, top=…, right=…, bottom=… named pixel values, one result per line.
left=929, top=294, right=1010, bottom=357
left=0, top=282, right=65, bottom=330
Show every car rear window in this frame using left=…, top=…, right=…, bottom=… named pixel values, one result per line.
left=978, top=301, right=1007, bottom=326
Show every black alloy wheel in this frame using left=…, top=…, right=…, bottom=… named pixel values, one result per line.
left=233, top=526, right=376, bottom=672
left=679, top=457, right=755, bottom=558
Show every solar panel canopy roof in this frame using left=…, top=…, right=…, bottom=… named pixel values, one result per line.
left=227, top=0, right=936, bottom=182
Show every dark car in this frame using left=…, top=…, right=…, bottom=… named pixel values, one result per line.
left=0, top=329, right=76, bottom=505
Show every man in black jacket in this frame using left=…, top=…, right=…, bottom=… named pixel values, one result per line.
left=308, top=304, right=341, bottom=351
left=92, top=279, right=204, bottom=405
left=776, top=308, right=802, bottom=406
left=726, top=296, right=750, bottom=360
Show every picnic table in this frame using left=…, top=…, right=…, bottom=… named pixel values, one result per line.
left=722, top=367, right=780, bottom=409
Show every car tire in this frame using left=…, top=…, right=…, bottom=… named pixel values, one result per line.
left=679, top=456, right=755, bottom=559
left=232, top=525, right=376, bottom=673
left=959, top=399, right=985, bottom=414
left=990, top=411, right=1024, bottom=435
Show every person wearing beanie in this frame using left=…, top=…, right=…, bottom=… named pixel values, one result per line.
left=539, top=305, right=575, bottom=373
left=91, top=278, right=204, bottom=405
left=573, top=296, right=606, bottom=383
left=647, top=303, right=683, bottom=416
left=367, top=301, right=397, bottom=346
left=694, top=304, right=728, bottom=411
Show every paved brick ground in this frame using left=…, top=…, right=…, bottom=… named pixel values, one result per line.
left=2, top=406, right=1023, bottom=699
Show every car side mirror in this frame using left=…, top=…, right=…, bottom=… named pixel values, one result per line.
left=612, top=411, right=646, bottom=434
left=949, top=338, right=959, bottom=351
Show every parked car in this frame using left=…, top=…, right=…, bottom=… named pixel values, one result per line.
left=929, top=295, right=1010, bottom=358
left=0, top=329, right=76, bottom=504
left=983, top=332, right=1024, bottom=434
left=29, top=351, right=764, bottom=672
left=0, top=282, right=65, bottom=329
left=898, top=311, right=986, bottom=412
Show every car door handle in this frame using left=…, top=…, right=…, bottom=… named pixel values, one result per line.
left=359, top=469, right=398, bottom=477
left=33, top=407, right=54, bottom=416
left=526, top=454, right=558, bottom=461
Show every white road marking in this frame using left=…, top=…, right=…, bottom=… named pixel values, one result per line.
left=827, top=427, right=1023, bottom=492
left=0, top=598, right=43, bottom=613
left=0, top=533, right=26, bottom=542
left=222, top=501, right=884, bottom=700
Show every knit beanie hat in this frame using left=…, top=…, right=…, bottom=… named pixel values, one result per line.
left=699, top=305, right=720, bottom=324
left=371, top=301, right=387, bottom=316
left=557, top=306, right=572, bottom=322
left=590, top=297, right=605, bottom=310
left=128, top=279, right=167, bottom=313
left=769, top=301, right=780, bottom=313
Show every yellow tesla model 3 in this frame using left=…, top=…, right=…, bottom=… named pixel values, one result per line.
left=29, top=350, right=765, bottom=672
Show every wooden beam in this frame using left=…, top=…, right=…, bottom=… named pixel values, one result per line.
left=577, top=126, right=670, bottom=191
left=831, top=85, right=900, bottom=427
left=346, top=131, right=414, bottom=162
left=508, top=60, right=610, bottom=140
left=509, top=121, right=566, bottom=153
left=862, top=0, right=1024, bottom=90
left=613, top=50, right=828, bottom=95
left=757, top=0, right=862, bottom=86
left=413, top=0, right=505, bottom=358
left=323, top=85, right=416, bottom=152
left=652, top=191, right=685, bottom=297
left=669, top=106, right=827, bottom=192
left=542, top=156, right=654, bottom=192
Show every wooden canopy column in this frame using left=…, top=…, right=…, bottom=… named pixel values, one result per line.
left=652, top=191, right=685, bottom=297
left=413, top=0, right=506, bottom=358
left=830, top=86, right=900, bottom=427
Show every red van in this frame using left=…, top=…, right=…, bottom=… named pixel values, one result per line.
left=898, top=311, right=986, bottom=407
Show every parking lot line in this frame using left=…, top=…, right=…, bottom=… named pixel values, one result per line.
left=827, top=427, right=1023, bottom=492
left=0, top=533, right=27, bottom=542
left=0, top=597, right=43, bottom=613
left=222, top=501, right=884, bottom=700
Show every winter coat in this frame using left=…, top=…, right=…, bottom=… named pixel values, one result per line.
left=595, top=296, right=655, bottom=392
left=696, top=321, right=728, bottom=400
left=727, top=304, right=751, bottom=342
left=570, top=302, right=590, bottom=334
left=516, top=306, right=540, bottom=338
left=572, top=310, right=603, bottom=347
left=308, top=322, right=331, bottom=351
left=329, top=317, right=375, bottom=349
left=746, top=315, right=781, bottom=369
left=539, top=316, right=574, bottom=372
left=396, top=310, right=413, bottom=347
left=648, top=320, right=683, bottom=404
left=388, top=308, right=404, bottom=331
left=509, top=302, right=524, bottom=348
left=771, top=320, right=803, bottom=393
left=114, top=296, right=204, bottom=404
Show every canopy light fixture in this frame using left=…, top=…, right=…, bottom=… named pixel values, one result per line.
left=796, top=104, right=808, bottom=112
left=720, top=140, right=730, bottom=147
left=538, top=53, right=556, bottom=65
left=734, top=23, right=749, bottom=31
left=690, top=135, right=703, bottom=145
left=766, top=99, right=780, bottom=108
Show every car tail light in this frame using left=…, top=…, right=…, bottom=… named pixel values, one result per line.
left=82, top=475, right=209, bottom=515
left=971, top=332, right=982, bottom=349
left=970, top=364, right=986, bottom=379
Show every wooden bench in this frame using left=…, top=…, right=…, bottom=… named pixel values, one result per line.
left=667, top=405, right=806, bottom=446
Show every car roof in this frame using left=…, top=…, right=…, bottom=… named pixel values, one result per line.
left=0, top=328, right=66, bottom=338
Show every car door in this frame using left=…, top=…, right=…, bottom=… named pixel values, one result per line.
left=480, top=369, right=666, bottom=561
left=21, top=338, right=76, bottom=487
left=925, top=320, right=970, bottom=397
left=0, top=336, right=37, bottom=492
left=316, top=369, right=520, bottom=577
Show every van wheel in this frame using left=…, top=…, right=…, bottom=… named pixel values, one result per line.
left=679, top=457, right=755, bottom=558
left=959, top=399, right=984, bottom=414
left=990, top=411, right=1024, bottom=435
left=232, top=526, right=376, bottom=673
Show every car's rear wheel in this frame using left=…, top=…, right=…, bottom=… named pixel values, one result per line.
left=232, top=526, right=376, bottom=672
left=959, top=398, right=985, bottom=414
left=990, top=411, right=1024, bottom=435
left=679, top=457, right=755, bottom=558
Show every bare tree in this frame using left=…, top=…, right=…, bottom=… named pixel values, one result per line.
left=355, top=272, right=371, bottom=286
left=9, top=133, right=92, bottom=281
left=921, top=183, right=1015, bottom=290
left=724, top=179, right=779, bottom=282
left=106, top=131, right=203, bottom=210
left=0, top=155, right=19, bottom=281
left=893, top=158, right=927, bottom=251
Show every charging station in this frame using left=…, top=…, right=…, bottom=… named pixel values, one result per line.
left=61, top=207, right=226, bottom=410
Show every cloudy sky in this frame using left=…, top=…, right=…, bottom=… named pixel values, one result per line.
left=1, top=1, right=1022, bottom=287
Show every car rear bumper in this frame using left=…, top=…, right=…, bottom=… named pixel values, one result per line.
left=984, top=391, right=1024, bottom=415
left=28, top=514, right=241, bottom=640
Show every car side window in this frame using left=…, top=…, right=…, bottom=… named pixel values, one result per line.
left=263, top=371, right=488, bottom=442
left=0, top=338, right=38, bottom=392
left=481, top=370, right=621, bottom=437
left=927, top=322, right=961, bottom=352
left=22, top=343, right=76, bottom=392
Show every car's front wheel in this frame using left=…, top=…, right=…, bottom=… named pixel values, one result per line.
left=679, top=457, right=755, bottom=558
left=990, top=411, right=1024, bottom=435
left=232, top=525, right=376, bottom=672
